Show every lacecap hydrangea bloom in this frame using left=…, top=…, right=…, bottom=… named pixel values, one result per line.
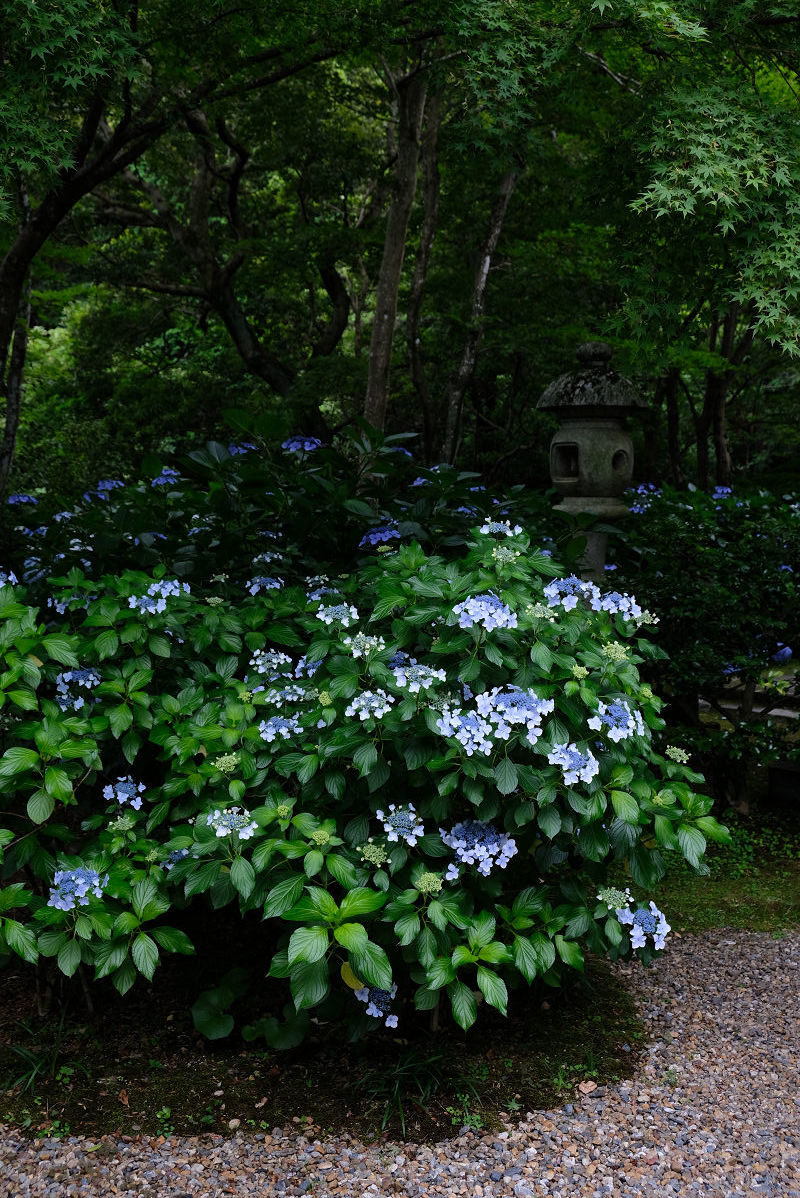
left=0, top=570, right=19, bottom=586
left=103, top=776, right=145, bottom=810
left=345, top=689, right=395, bottom=721
left=259, top=714, right=303, bottom=742
left=282, top=435, right=323, bottom=453
left=129, top=579, right=190, bottom=614
left=151, top=466, right=180, bottom=486
left=376, top=803, right=424, bottom=846
left=355, top=983, right=398, bottom=1027
left=597, top=885, right=633, bottom=911
left=343, top=633, right=386, bottom=658
left=436, top=706, right=494, bottom=755
left=616, top=900, right=671, bottom=950
left=359, top=523, right=401, bottom=549
left=452, top=592, right=518, bottom=632
left=479, top=519, right=523, bottom=536
left=246, top=576, right=284, bottom=594
left=587, top=699, right=645, bottom=743
left=316, top=603, right=359, bottom=628
left=48, top=867, right=109, bottom=911
left=249, top=649, right=293, bottom=680
left=543, top=576, right=601, bottom=612
left=475, top=685, right=554, bottom=747
left=590, top=590, right=642, bottom=619
left=55, top=668, right=102, bottom=712
left=441, top=820, right=518, bottom=878
left=205, top=807, right=258, bottom=839
left=547, top=741, right=600, bottom=786
left=391, top=659, right=447, bottom=692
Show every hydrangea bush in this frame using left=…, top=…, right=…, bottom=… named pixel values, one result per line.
left=0, top=518, right=727, bottom=1040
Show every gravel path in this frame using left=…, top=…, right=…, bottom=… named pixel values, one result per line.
left=1, top=929, right=798, bottom=1197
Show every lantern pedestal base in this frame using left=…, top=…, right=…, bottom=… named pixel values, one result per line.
left=553, top=497, right=629, bottom=582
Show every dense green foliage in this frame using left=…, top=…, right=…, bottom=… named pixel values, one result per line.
left=0, top=440, right=729, bottom=1042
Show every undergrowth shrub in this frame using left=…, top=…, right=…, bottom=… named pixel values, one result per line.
left=0, top=507, right=728, bottom=1045
left=612, top=485, right=800, bottom=808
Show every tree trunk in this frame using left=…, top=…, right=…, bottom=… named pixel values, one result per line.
left=0, top=277, right=32, bottom=488
left=363, top=68, right=428, bottom=431
left=663, top=366, right=685, bottom=486
left=440, top=169, right=516, bottom=464
left=406, top=91, right=442, bottom=461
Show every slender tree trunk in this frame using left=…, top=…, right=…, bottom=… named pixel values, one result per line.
left=441, top=169, right=516, bottom=464
left=663, top=366, right=685, bottom=486
left=363, top=68, right=427, bottom=431
left=406, top=92, right=441, bottom=460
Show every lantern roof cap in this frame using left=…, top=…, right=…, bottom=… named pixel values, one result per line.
left=537, top=342, right=647, bottom=415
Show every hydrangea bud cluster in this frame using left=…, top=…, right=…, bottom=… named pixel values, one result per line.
left=597, top=885, right=633, bottom=911
left=588, top=699, right=645, bottom=742
left=343, top=633, right=386, bottom=658
left=440, top=820, right=518, bottom=877
left=543, top=576, right=601, bottom=612
left=572, top=664, right=589, bottom=679
left=205, top=807, right=258, bottom=839
left=316, top=603, right=359, bottom=628
left=601, top=642, right=629, bottom=662
left=128, top=578, right=190, bottom=615
left=48, top=867, right=109, bottom=911
left=547, top=742, right=600, bottom=786
left=452, top=593, right=518, bottom=632
left=103, top=776, right=145, bottom=810
left=355, top=983, right=398, bottom=1027
left=246, top=576, right=284, bottom=595
left=479, top=519, right=523, bottom=537
left=415, top=872, right=443, bottom=895
left=616, top=900, right=671, bottom=950
left=491, top=545, right=521, bottom=566
left=309, top=828, right=330, bottom=846
left=475, top=686, right=554, bottom=747
left=376, top=803, right=424, bottom=845
left=281, top=435, right=323, bottom=453
left=55, top=668, right=102, bottom=712
left=358, top=524, right=400, bottom=549
left=391, top=660, right=447, bottom=693
left=214, top=753, right=240, bottom=774
left=259, top=714, right=303, bottom=742
left=345, top=690, right=394, bottom=721
left=665, top=745, right=690, bottom=764
left=359, top=841, right=389, bottom=867
left=526, top=601, right=557, bottom=623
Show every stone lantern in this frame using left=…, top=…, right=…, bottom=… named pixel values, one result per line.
left=537, top=342, right=647, bottom=580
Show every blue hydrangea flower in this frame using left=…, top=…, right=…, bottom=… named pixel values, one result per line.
left=391, top=660, right=447, bottom=693
left=543, top=576, right=601, bottom=612
left=436, top=706, right=494, bottom=755
left=246, top=576, right=284, bottom=595
left=48, top=867, right=108, bottom=911
left=345, top=690, right=395, bottom=721
left=128, top=578, right=190, bottom=614
left=261, top=683, right=308, bottom=708
left=164, top=847, right=190, bottom=871
left=205, top=807, right=258, bottom=839
left=772, top=644, right=793, bottom=664
left=591, top=590, right=642, bottom=619
left=478, top=519, right=522, bottom=537
left=587, top=699, right=645, bottom=743
left=55, top=668, right=102, bottom=712
left=452, top=593, right=518, bottom=632
left=376, top=803, right=424, bottom=846
left=616, top=900, right=670, bottom=950
left=628, top=483, right=661, bottom=514
left=259, top=715, right=303, bottom=743
left=7, top=493, right=38, bottom=505
left=0, top=570, right=19, bottom=586
left=359, top=523, right=401, bottom=549
left=103, top=776, right=145, bottom=810
left=712, top=485, right=732, bottom=500
left=151, top=467, right=180, bottom=487
left=294, top=655, right=322, bottom=679
left=547, top=742, right=600, bottom=786
left=475, top=686, right=554, bottom=747
left=342, top=633, right=386, bottom=658
left=316, top=603, right=359, bottom=628
left=440, top=819, right=518, bottom=876
left=84, top=479, right=123, bottom=502
left=249, top=649, right=293, bottom=681
left=282, top=436, right=323, bottom=453
left=228, top=441, right=256, bottom=455
left=355, top=983, right=398, bottom=1027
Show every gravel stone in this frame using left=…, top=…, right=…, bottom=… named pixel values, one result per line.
left=1, top=930, right=798, bottom=1196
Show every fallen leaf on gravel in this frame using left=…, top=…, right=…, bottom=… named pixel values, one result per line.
left=577, top=1080, right=597, bottom=1094
left=117, top=1089, right=129, bottom=1106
